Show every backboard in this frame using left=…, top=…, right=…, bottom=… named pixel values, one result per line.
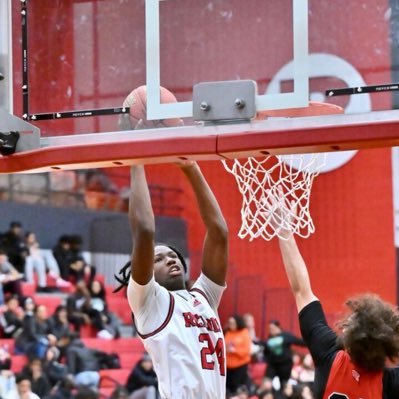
left=1, top=0, right=399, bottom=172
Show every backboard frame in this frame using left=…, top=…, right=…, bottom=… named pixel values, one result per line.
left=145, top=0, right=309, bottom=120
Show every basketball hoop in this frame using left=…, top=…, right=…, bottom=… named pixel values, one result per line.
left=222, top=102, right=344, bottom=241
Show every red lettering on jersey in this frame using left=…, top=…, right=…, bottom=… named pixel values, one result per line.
left=182, top=313, right=222, bottom=332
left=196, top=315, right=206, bottom=327
left=183, top=312, right=196, bottom=327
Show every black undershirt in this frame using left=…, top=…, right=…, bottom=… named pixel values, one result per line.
left=298, top=300, right=399, bottom=399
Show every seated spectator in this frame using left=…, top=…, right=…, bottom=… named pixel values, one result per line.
left=52, top=235, right=75, bottom=281
left=0, top=221, right=28, bottom=274
left=0, top=249, right=24, bottom=301
left=44, top=376, right=74, bottom=399
left=67, top=235, right=95, bottom=284
left=15, top=301, right=57, bottom=359
left=297, top=354, right=315, bottom=385
left=0, top=295, right=24, bottom=338
left=256, top=378, right=274, bottom=398
left=48, top=305, right=72, bottom=340
left=22, top=358, right=51, bottom=398
left=229, top=385, right=251, bottom=399
left=290, top=353, right=304, bottom=382
left=258, top=390, right=275, bottom=399
left=0, top=345, right=11, bottom=371
left=60, top=332, right=101, bottom=390
left=24, top=232, right=71, bottom=292
left=110, top=387, right=129, bottom=399
left=125, top=353, right=159, bottom=399
left=74, top=386, right=99, bottom=399
left=66, top=281, right=113, bottom=339
left=44, top=346, right=70, bottom=387
left=291, top=384, right=314, bottom=399
left=4, top=372, right=40, bottom=399
left=88, top=280, right=121, bottom=338
left=0, top=369, right=16, bottom=398
left=224, top=315, right=253, bottom=397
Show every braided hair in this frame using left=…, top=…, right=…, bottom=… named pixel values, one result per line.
left=114, top=244, right=187, bottom=293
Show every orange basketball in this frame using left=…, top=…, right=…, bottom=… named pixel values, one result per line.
left=122, top=85, right=183, bottom=129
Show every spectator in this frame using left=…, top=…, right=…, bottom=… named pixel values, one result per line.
left=74, top=386, right=99, bottom=399
left=0, top=249, right=24, bottom=301
left=88, top=280, right=121, bottom=338
left=262, top=320, right=306, bottom=392
left=0, top=345, right=11, bottom=371
left=290, top=384, right=314, bottom=399
left=22, top=358, right=51, bottom=398
left=297, top=354, right=315, bottom=385
left=110, top=387, right=129, bottom=399
left=48, top=305, right=72, bottom=340
left=243, top=313, right=263, bottom=361
left=0, top=295, right=24, bottom=338
left=15, top=302, right=56, bottom=359
left=68, top=235, right=95, bottom=283
left=52, top=235, right=75, bottom=281
left=42, top=346, right=70, bottom=388
left=224, top=315, right=253, bottom=396
left=125, top=353, right=159, bottom=399
left=1, top=222, right=28, bottom=274
left=258, top=390, right=275, bottom=399
left=229, top=385, right=250, bottom=399
left=24, top=232, right=71, bottom=292
left=66, top=281, right=113, bottom=339
left=256, top=378, right=274, bottom=398
left=61, top=332, right=101, bottom=390
left=66, top=281, right=91, bottom=333
left=0, top=369, right=16, bottom=398
left=4, top=373, right=40, bottom=399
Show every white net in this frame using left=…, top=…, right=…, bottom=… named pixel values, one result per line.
left=222, top=153, right=326, bottom=241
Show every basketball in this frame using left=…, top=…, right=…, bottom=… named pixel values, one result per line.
left=121, top=85, right=183, bottom=129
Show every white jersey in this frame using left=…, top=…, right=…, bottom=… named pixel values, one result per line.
left=127, top=273, right=226, bottom=399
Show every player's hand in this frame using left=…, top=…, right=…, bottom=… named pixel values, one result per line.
left=263, top=185, right=296, bottom=240
left=175, top=160, right=197, bottom=170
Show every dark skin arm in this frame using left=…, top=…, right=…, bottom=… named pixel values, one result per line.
left=129, top=165, right=155, bottom=286
left=179, top=162, right=228, bottom=286
left=129, top=162, right=228, bottom=287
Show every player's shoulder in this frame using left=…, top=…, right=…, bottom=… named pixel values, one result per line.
left=383, top=367, right=399, bottom=394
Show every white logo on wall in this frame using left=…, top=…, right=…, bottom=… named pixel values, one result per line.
left=266, top=53, right=371, bottom=173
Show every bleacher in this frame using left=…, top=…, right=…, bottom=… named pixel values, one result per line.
left=1, top=277, right=268, bottom=398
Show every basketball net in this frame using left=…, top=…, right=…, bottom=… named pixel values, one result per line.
left=222, top=101, right=344, bottom=241
left=222, top=154, right=326, bottom=241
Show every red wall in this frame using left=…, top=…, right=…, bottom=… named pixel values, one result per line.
left=11, top=0, right=396, bottom=337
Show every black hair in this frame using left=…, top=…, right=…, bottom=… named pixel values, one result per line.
left=114, top=244, right=187, bottom=293
left=231, top=315, right=247, bottom=330
left=269, top=319, right=281, bottom=327
left=15, top=373, right=30, bottom=384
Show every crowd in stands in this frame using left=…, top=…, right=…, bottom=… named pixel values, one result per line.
left=0, top=220, right=316, bottom=398
left=224, top=314, right=316, bottom=399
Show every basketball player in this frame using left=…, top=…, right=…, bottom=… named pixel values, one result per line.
left=115, top=162, right=228, bottom=399
left=267, top=187, right=399, bottom=398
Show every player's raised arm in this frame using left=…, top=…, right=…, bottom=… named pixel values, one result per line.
left=179, top=162, right=228, bottom=286
left=129, top=165, right=155, bottom=285
left=267, top=187, right=318, bottom=312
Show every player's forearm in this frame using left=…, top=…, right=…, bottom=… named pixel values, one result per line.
left=129, top=165, right=155, bottom=236
left=180, top=163, right=227, bottom=236
left=278, top=236, right=317, bottom=311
